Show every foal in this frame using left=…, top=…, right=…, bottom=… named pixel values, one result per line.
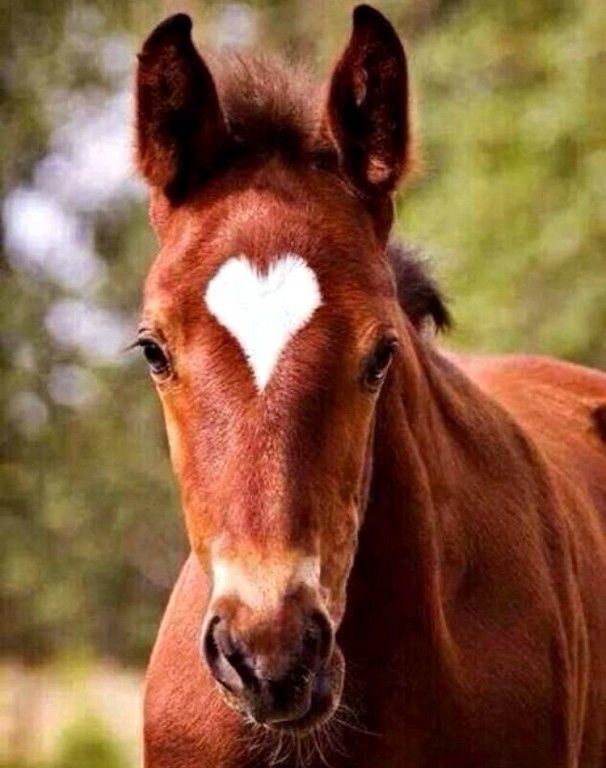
left=134, top=6, right=606, bottom=767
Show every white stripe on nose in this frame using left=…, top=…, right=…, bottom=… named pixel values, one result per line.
left=212, top=553, right=321, bottom=611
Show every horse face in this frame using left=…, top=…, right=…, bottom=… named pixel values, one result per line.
left=140, top=171, right=401, bottom=728
left=135, top=5, right=410, bottom=731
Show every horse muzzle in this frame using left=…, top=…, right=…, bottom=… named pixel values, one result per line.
left=201, top=605, right=343, bottom=730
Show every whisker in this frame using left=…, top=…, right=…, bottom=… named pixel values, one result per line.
left=321, top=719, right=349, bottom=758
left=311, top=727, right=334, bottom=768
left=268, top=731, right=290, bottom=766
left=335, top=701, right=381, bottom=738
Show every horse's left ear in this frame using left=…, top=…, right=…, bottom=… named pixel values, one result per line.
left=324, top=5, right=410, bottom=231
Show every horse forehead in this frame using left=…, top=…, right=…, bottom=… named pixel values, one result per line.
left=146, top=175, right=382, bottom=295
left=142, top=185, right=394, bottom=367
left=146, top=196, right=308, bottom=295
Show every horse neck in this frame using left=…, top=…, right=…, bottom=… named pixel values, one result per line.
left=339, top=333, right=545, bottom=667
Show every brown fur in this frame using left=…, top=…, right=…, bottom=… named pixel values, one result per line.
left=134, top=6, right=606, bottom=767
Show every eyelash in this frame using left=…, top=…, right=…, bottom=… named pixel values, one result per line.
left=361, top=336, right=398, bottom=391
left=136, top=337, right=171, bottom=379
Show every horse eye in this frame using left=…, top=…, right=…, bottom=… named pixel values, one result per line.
left=139, top=340, right=170, bottom=378
left=363, top=337, right=398, bottom=391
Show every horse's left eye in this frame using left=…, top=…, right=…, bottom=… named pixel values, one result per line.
left=363, top=337, right=398, bottom=391
left=139, top=340, right=170, bottom=378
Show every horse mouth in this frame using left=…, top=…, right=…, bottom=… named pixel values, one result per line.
left=268, top=661, right=342, bottom=734
left=220, top=647, right=345, bottom=735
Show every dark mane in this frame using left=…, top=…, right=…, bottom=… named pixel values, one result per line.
left=211, top=56, right=450, bottom=334
left=387, top=242, right=451, bottom=333
left=210, top=53, right=324, bottom=161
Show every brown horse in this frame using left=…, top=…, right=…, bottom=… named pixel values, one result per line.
left=134, top=6, right=606, bottom=767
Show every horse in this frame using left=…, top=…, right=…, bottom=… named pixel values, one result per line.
left=133, top=6, right=606, bottom=767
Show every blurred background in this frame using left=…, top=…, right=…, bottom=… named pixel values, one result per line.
left=1, top=0, right=604, bottom=765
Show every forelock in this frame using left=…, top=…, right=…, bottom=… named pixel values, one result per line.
left=209, top=53, right=326, bottom=162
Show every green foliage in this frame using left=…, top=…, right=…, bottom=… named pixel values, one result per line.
left=1, top=716, right=128, bottom=768
left=0, top=0, right=182, bottom=665
left=50, top=717, right=128, bottom=768
left=399, top=0, right=606, bottom=365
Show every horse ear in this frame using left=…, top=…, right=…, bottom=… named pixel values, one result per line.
left=136, top=14, right=228, bottom=203
left=324, top=5, right=410, bottom=200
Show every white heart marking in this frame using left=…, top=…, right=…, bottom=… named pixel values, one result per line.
left=205, top=254, right=322, bottom=390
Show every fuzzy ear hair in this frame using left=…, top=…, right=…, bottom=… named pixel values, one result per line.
left=136, top=14, right=228, bottom=202
left=324, top=5, right=411, bottom=199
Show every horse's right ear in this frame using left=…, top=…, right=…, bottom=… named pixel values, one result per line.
left=136, top=14, right=228, bottom=203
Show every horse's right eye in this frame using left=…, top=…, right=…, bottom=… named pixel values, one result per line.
left=139, top=340, right=170, bottom=378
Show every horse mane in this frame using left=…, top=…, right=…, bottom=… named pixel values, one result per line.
left=209, top=54, right=450, bottom=333
left=387, top=242, right=451, bottom=333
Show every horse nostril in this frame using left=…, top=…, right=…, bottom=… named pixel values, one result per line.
left=203, top=614, right=230, bottom=677
left=202, top=616, right=221, bottom=674
left=203, top=614, right=222, bottom=666
left=202, top=614, right=250, bottom=694
left=223, top=646, right=259, bottom=691
left=303, top=609, right=334, bottom=670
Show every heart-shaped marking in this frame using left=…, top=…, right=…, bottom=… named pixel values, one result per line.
left=205, top=253, right=322, bottom=391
